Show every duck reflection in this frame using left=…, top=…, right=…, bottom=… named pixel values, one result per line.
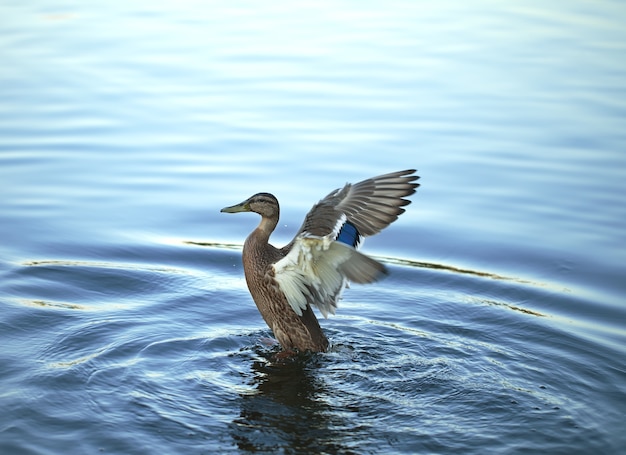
left=230, top=350, right=357, bottom=453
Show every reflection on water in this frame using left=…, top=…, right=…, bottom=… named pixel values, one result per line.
left=18, top=298, right=89, bottom=312
left=477, top=298, right=545, bottom=318
left=384, top=256, right=550, bottom=286
left=231, top=353, right=353, bottom=453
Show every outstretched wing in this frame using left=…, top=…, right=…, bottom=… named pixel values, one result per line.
left=287, top=169, right=419, bottom=247
left=273, top=236, right=387, bottom=318
left=274, top=169, right=419, bottom=318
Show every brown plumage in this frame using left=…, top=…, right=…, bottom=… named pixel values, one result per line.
left=220, top=169, right=419, bottom=352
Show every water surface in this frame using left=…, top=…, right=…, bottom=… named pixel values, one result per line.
left=1, top=1, right=625, bottom=454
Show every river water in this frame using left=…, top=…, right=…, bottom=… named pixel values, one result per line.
left=1, top=1, right=625, bottom=453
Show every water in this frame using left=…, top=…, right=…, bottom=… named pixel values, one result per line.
left=1, top=1, right=625, bottom=453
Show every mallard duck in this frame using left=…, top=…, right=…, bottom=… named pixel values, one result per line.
left=221, top=169, right=419, bottom=352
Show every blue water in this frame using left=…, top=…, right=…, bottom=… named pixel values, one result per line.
left=1, top=1, right=625, bottom=453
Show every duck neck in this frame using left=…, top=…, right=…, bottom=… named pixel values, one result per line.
left=244, top=216, right=276, bottom=254
left=256, top=215, right=278, bottom=239
left=243, top=216, right=278, bottom=282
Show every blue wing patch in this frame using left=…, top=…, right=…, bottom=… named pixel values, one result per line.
left=336, top=221, right=360, bottom=248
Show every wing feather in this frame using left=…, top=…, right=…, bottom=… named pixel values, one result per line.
left=284, top=169, right=419, bottom=249
left=273, top=235, right=386, bottom=318
left=274, top=169, right=418, bottom=318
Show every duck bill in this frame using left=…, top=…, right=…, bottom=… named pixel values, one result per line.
left=220, top=201, right=250, bottom=213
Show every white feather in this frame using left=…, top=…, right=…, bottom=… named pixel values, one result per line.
left=330, top=213, right=348, bottom=239
left=273, top=235, right=350, bottom=318
left=273, top=232, right=386, bottom=318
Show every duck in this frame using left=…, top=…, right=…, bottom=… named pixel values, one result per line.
left=220, top=169, right=419, bottom=352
